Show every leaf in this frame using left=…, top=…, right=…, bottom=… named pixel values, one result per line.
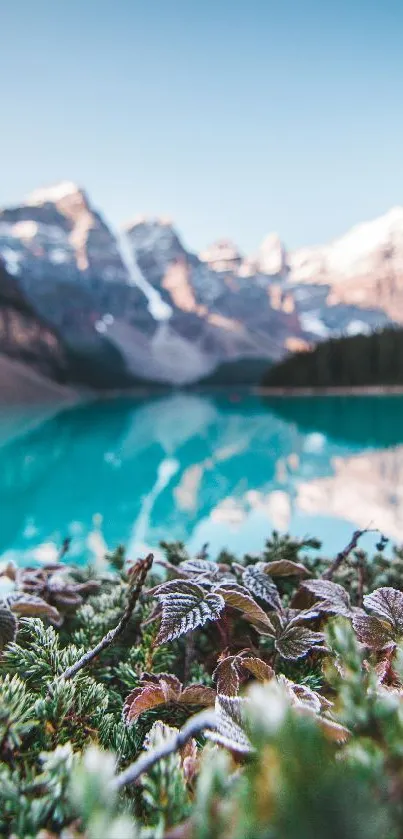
left=180, top=685, right=216, bottom=705
left=8, top=594, right=63, bottom=626
left=318, top=717, right=350, bottom=743
left=179, top=558, right=221, bottom=581
left=123, top=684, right=167, bottom=723
left=218, top=586, right=275, bottom=634
left=240, top=656, right=275, bottom=683
left=352, top=614, right=395, bottom=650
left=123, top=675, right=215, bottom=724
left=0, top=604, right=17, bottom=650
left=275, top=626, right=326, bottom=661
left=213, top=657, right=240, bottom=696
left=213, top=653, right=274, bottom=696
left=206, top=695, right=253, bottom=754
left=152, top=580, right=225, bottom=643
left=242, top=565, right=282, bottom=610
left=363, top=587, right=403, bottom=632
left=302, top=579, right=353, bottom=617
left=262, top=560, right=310, bottom=578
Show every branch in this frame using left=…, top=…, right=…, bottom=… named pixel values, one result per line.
left=322, top=530, right=371, bottom=580
left=60, top=554, right=153, bottom=680
left=112, top=708, right=217, bottom=790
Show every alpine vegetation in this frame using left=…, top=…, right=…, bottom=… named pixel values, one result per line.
left=1, top=532, right=403, bottom=837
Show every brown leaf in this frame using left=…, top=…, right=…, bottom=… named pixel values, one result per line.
left=9, top=594, right=63, bottom=626
left=213, top=656, right=241, bottom=696
left=352, top=614, right=395, bottom=650
left=180, top=685, right=216, bottom=706
left=0, top=604, right=17, bottom=650
left=123, top=676, right=214, bottom=724
left=318, top=717, right=351, bottom=743
left=218, top=586, right=275, bottom=634
left=123, top=684, right=167, bottom=723
left=262, top=560, right=310, bottom=578
left=240, top=656, right=274, bottom=683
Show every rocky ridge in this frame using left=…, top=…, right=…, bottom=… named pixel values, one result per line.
left=0, top=183, right=399, bottom=388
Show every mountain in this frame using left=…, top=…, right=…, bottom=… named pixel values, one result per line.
left=0, top=184, right=400, bottom=389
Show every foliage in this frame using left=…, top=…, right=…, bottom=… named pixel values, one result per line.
left=2, top=534, right=403, bottom=836
left=262, top=325, right=403, bottom=389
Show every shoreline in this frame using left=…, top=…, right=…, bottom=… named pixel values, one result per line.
left=254, top=385, right=403, bottom=397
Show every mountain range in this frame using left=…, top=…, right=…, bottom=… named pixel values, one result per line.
left=0, top=181, right=400, bottom=391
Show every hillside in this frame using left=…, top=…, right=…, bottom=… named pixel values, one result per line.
left=262, top=327, right=403, bottom=390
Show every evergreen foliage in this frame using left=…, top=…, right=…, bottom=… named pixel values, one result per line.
left=262, top=326, right=403, bottom=389
left=1, top=533, right=403, bottom=836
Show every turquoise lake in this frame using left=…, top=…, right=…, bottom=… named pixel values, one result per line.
left=1, top=392, right=403, bottom=567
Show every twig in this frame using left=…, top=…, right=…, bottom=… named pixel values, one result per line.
left=356, top=550, right=366, bottom=607
left=322, top=530, right=370, bottom=581
left=112, top=708, right=217, bottom=790
left=60, top=554, right=153, bottom=680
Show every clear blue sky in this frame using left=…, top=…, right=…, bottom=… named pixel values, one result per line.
left=1, top=0, right=402, bottom=253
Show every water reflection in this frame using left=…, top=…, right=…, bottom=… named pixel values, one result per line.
left=0, top=392, right=403, bottom=565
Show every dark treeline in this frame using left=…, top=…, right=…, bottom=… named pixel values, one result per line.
left=262, top=327, right=403, bottom=389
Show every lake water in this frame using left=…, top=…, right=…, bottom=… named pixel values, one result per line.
left=1, top=392, right=403, bottom=567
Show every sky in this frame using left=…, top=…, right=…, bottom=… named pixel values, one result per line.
left=1, top=0, right=403, bottom=254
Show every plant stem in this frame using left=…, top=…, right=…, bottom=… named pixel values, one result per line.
left=322, top=530, right=372, bottom=581
left=113, top=708, right=217, bottom=789
left=60, top=554, right=153, bottom=680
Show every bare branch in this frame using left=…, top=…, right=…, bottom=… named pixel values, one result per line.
left=322, top=530, right=372, bottom=581
left=61, top=554, right=153, bottom=680
left=113, top=708, right=217, bottom=790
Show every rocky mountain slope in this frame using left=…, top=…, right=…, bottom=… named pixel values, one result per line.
left=0, top=183, right=399, bottom=388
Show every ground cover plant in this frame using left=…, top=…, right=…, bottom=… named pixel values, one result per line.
left=1, top=530, right=403, bottom=837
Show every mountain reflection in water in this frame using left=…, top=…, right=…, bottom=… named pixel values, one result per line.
left=0, top=393, right=403, bottom=566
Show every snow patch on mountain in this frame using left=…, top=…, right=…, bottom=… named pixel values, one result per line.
left=25, top=181, right=83, bottom=205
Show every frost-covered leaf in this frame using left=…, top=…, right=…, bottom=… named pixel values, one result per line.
left=123, top=684, right=167, bottom=723
left=242, top=564, right=282, bottom=610
left=218, top=585, right=275, bottom=634
left=179, top=558, right=221, bottom=581
left=206, top=695, right=253, bottom=754
left=0, top=603, right=17, bottom=650
left=279, top=677, right=324, bottom=714
left=302, top=579, right=352, bottom=617
left=240, top=655, right=274, bottom=683
left=213, top=653, right=274, bottom=696
left=8, top=593, right=63, bottom=626
left=180, top=684, right=216, bottom=705
left=352, top=614, right=395, bottom=650
left=262, top=560, right=310, bottom=578
left=364, top=587, right=403, bottom=632
left=275, top=625, right=326, bottom=661
left=123, top=674, right=215, bottom=724
left=152, top=580, right=225, bottom=643
left=213, top=656, right=240, bottom=696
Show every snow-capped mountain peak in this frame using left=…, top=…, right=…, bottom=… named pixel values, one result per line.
left=25, top=181, right=85, bottom=206
left=289, top=206, right=403, bottom=284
